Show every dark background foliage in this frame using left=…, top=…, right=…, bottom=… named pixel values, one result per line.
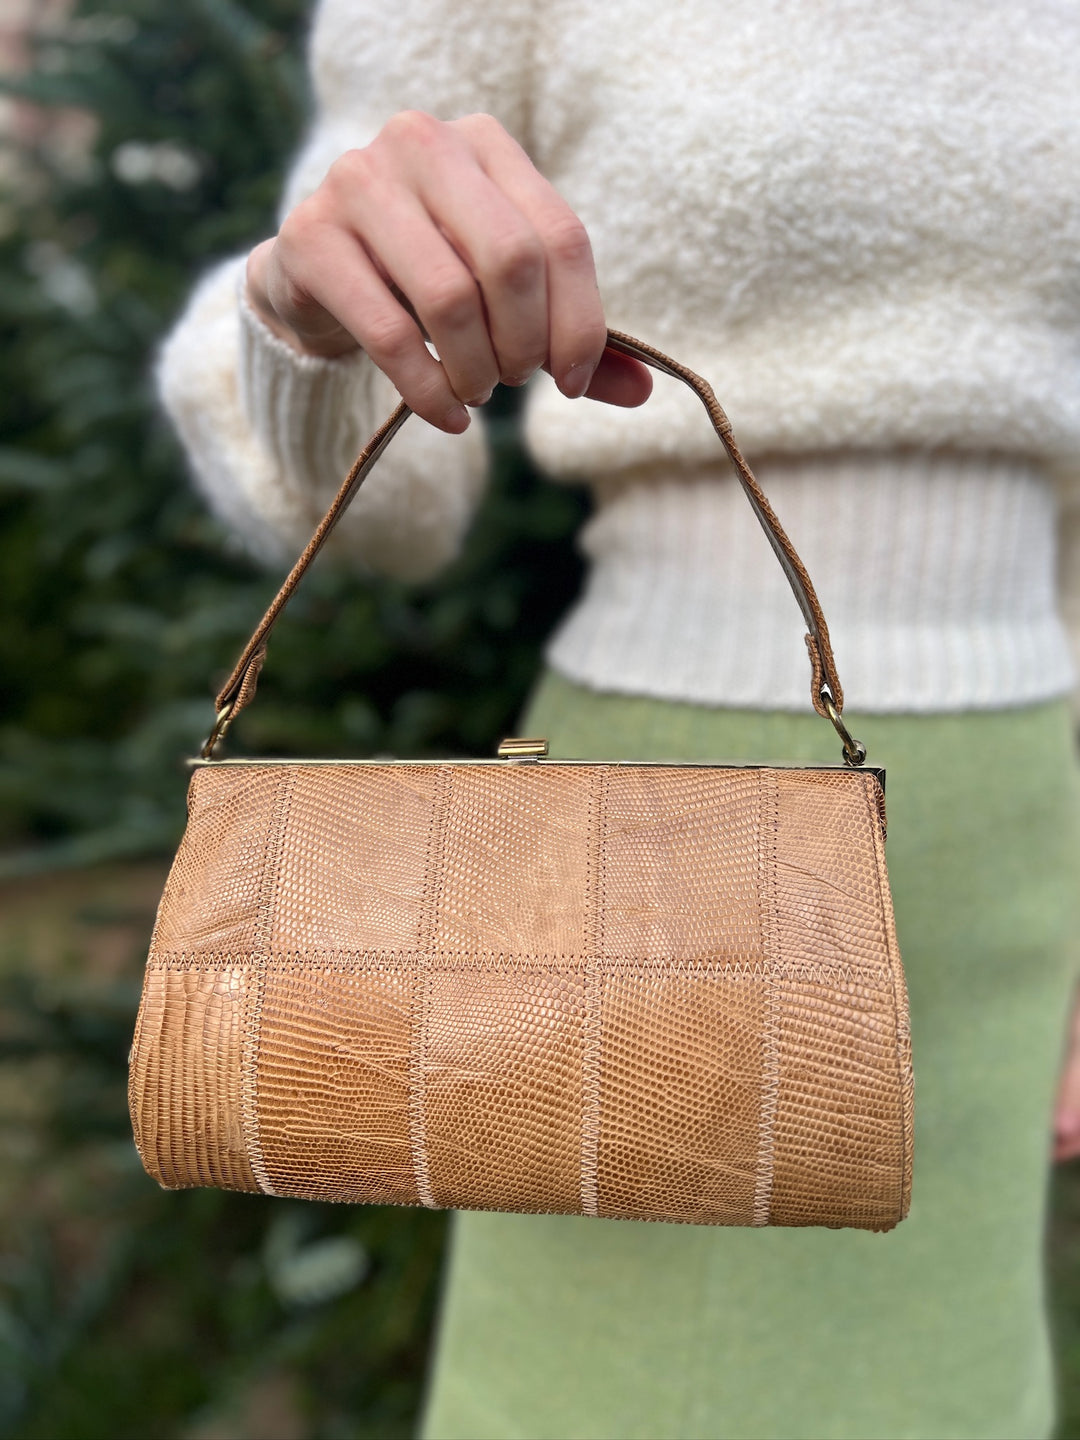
left=0, top=2, right=584, bottom=1435
left=0, top=0, right=587, bottom=879
left=1, top=4, right=1080, bottom=1438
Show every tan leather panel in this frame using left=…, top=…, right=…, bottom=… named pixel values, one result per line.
left=129, top=960, right=259, bottom=1192
left=773, top=770, right=892, bottom=972
left=130, top=761, right=912, bottom=1229
left=767, top=772, right=912, bottom=1228
left=422, top=963, right=586, bottom=1214
left=434, top=766, right=593, bottom=959
left=601, top=768, right=765, bottom=963
left=151, top=766, right=287, bottom=956
left=254, top=960, right=418, bottom=1204
left=270, top=766, right=440, bottom=952
left=768, top=971, right=907, bottom=1229
left=595, top=969, right=764, bottom=1224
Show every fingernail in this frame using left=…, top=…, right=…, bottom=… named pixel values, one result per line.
left=445, top=404, right=470, bottom=433
left=562, top=363, right=593, bottom=399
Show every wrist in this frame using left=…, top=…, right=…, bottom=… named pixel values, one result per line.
left=244, top=243, right=361, bottom=361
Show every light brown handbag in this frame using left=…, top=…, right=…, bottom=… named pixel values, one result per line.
left=129, top=334, right=912, bottom=1231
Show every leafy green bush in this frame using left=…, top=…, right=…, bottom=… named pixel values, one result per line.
left=0, top=4, right=584, bottom=1435
left=0, top=0, right=587, bottom=877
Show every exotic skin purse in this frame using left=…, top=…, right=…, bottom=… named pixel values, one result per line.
left=129, top=334, right=913, bottom=1231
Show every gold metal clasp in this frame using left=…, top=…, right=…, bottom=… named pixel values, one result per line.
left=497, top=737, right=549, bottom=760
left=819, top=687, right=867, bottom=768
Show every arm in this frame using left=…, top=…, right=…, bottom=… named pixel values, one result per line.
left=158, top=253, right=483, bottom=578
left=159, top=0, right=648, bottom=577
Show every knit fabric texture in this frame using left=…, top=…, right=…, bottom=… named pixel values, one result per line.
left=156, top=0, right=1080, bottom=711
left=549, top=453, right=1075, bottom=712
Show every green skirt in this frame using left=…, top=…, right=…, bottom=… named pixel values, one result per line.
left=422, top=673, right=1080, bottom=1440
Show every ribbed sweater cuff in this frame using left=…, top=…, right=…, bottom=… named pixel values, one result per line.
left=237, top=284, right=374, bottom=515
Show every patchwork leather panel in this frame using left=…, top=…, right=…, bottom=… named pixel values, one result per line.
left=128, top=960, right=258, bottom=1193
left=600, top=768, right=766, bottom=964
left=270, top=767, right=440, bottom=953
left=595, top=969, right=765, bottom=1224
left=150, top=766, right=287, bottom=956
left=774, top=770, right=894, bottom=973
left=768, top=969, right=905, bottom=1228
left=422, top=963, right=587, bottom=1214
left=131, top=761, right=912, bottom=1230
left=768, top=771, right=911, bottom=1227
left=433, top=765, right=594, bottom=960
left=254, top=960, right=418, bottom=1204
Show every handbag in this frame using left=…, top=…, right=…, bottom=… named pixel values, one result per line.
left=128, top=333, right=912, bottom=1231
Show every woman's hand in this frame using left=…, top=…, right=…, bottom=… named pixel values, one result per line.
left=245, top=110, right=652, bottom=432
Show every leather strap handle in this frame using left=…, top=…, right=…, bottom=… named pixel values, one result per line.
left=204, top=331, right=866, bottom=765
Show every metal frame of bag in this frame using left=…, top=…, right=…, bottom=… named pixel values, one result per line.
left=128, top=334, right=913, bottom=1231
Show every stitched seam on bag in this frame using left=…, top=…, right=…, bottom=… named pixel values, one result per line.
left=580, top=765, right=607, bottom=1218
left=240, top=769, right=294, bottom=1198
left=144, top=951, right=866, bottom=982
left=862, top=774, right=912, bottom=1224
left=753, top=771, right=781, bottom=1227
left=409, top=765, right=451, bottom=1209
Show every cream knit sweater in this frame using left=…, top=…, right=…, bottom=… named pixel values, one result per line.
left=159, top=0, right=1080, bottom=713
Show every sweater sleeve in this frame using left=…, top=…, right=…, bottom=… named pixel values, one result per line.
left=157, top=0, right=534, bottom=577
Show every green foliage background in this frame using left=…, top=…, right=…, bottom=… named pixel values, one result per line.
left=0, top=2, right=586, bottom=1435
left=0, top=0, right=587, bottom=879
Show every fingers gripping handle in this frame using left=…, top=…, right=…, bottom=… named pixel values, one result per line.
left=205, top=333, right=865, bottom=765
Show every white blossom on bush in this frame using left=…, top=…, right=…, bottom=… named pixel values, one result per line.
left=110, top=140, right=201, bottom=191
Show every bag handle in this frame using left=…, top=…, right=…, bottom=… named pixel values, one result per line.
left=202, top=331, right=867, bottom=765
